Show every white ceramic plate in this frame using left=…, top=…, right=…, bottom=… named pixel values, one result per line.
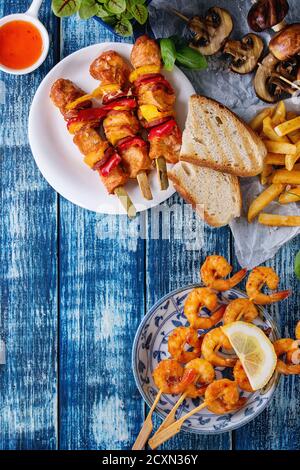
left=28, top=43, right=195, bottom=214
left=132, top=285, right=280, bottom=434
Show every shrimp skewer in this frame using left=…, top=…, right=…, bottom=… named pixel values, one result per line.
left=149, top=379, right=245, bottom=449
left=184, top=288, right=226, bottom=329
left=150, top=358, right=215, bottom=442
left=201, top=327, right=236, bottom=367
left=286, top=321, right=300, bottom=364
left=132, top=359, right=196, bottom=450
left=168, top=326, right=203, bottom=363
left=223, top=298, right=259, bottom=325
left=274, top=337, right=300, bottom=375
left=246, top=266, right=291, bottom=305
left=200, top=255, right=247, bottom=292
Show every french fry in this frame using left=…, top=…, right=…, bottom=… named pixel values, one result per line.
left=285, top=153, right=300, bottom=171
left=250, top=107, right=273, bottom=132
left=279, top=187, right=300, bottom=204
left=248, top=184, right=285, bottom=223
left=284, top=140, right=300, bottom=171
left=272, top=169, right=300, bottom=184
left=258, top=213, right=300, bottom=226
left=272, top=101, right=286, bottom=126
left=274, top=116, right=300, bottom=137
left=260, top=163, right=273, bottom=185
left=286, top=113, right=300, bottom=143
left=262, top=117, right=290, bottom=142
left=264, top=141, right=297, bottom=155
left=265, top=153, right=285, bottom=165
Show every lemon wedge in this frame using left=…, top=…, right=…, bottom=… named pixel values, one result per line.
left=222, top=321, right=277, bottom=391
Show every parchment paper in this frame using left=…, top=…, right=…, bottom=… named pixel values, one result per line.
left=149, top=0, right=300, bottom=268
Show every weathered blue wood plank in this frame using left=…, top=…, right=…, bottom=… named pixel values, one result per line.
left=234, top=237, right=300, bottom=450
left=0, top=0, right=58, bottom=449
left=146, top=194, right=232, bottom=449
left=58, top=16, right=143, bottom=450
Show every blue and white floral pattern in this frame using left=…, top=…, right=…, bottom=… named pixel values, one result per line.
left=132, top=285, right=280, bottom=434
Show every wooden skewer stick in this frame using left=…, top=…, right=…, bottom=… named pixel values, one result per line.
left=114, top=187, right=136, bottom=219
left=169, top=8, right=189, bottom=23
left=136, top=171, right=153, bottom=200
left=149, top=400, right=208, bottom=449
left=155, top=157, right=169, bottom=190
left=132, top=390, right=163, bottom=450
left=153, top=391, right=188, bottom=438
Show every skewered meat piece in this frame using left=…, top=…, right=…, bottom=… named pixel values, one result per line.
left=136, top=80, right=176, bottom=112
left=90, top=50, right=131, bottom=87
left=149, top=124, right=182, bottom=164
left=130, top=35, right=162, bottom=69
left=74, top=125, right=128, bottom=194
left=117, top=138, right=152, bottom=178
left=103, top=110, right=140, bottom=145
left=50, top=78, right=91, bottom=120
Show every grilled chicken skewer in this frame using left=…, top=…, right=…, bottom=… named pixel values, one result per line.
left=130, top=35, right=182, bottom=190
left=50, top=78, right=136, bottom=218
left=67, top=51, right=153, bottom=200
left=90, top=51, right=153, bottom=200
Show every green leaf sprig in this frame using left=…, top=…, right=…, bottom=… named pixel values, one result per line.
left=160, top=36, right=208, bottom=71
left=51, top=0, right=148, bottom=37
left=295, top=251, right=300, bottom=280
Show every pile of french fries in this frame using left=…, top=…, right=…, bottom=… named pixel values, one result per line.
left=249, top=100, right=300, bottom=227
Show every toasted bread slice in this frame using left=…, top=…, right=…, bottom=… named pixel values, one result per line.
left=168, top=162, right=241, bottom=227
left=180, top=95, right=266, bottom=177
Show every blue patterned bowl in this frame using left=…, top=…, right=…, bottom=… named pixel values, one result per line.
left=132, top=285, right=280, bottom=434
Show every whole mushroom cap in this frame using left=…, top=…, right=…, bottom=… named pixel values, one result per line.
left=247, top=0, right=289, bottom=32
left=269, top=23, right=300, bottom=60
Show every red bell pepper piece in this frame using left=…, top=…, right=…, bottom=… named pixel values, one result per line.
left=148, top=119, right=180, bottom=140
left=100, top=151, right=122, bottom=177
left=67, top=98, right=137, bottom=126
left=117, top=136, right=147, bottom=152
left=134, top=74, right=174, bottom=94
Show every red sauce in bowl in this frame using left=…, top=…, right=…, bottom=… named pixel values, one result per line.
left=0, top=20, right=43, bottom=70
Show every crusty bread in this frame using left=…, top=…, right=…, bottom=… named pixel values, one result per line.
left=168, top=162, right=241, bottom=227
left=180, top=95, right=266, bottom=177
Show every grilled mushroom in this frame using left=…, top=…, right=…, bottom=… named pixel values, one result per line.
left=224, top=34, right=264, bottom=74
left=247, top=0, right=289, bottom=33
left=254, top=53, right=299, bottom=102
left=269, top=23, right=300, bottom=60
left=188, top=7, right=233, bottom=56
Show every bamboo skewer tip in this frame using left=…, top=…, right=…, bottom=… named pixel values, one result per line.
left=114, top=187, right=136, bottom=219
left=136, top=171, right=153, bottom=200
left=155, top=156, right=169, bottom=191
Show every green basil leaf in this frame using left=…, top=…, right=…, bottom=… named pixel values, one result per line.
left=79, top=0, right=99, bottom=19
left=160, top=38, right=176, bottom=71
left=96, top=5, right=112, bottom=17
left=103, top=16, right=117, bottom=25
left=175, top=46, right=208, bottom=70
left=52, top=0, right=81, bottom=17
left=295, top=251, right=300, bottom=280
left=114, top=18, right=133, bottom=36
left=121, top=9, right=133, bottom=20
left=129, top=3, right=147, bottom=24
left=106, top=0, right=126, bottom=15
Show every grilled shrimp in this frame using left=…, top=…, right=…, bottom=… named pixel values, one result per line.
left=184, top=358, right=215, bottom=398
left=152, top=359, right=197, bottom=394
left=200, top=255, right=247, bottom=292
left=223, top=298, right=259, bottom=325
left=233, top=360, right=254, bottom=392
left=286, top=321, right=300, bottom=364
left=246, top=266, right=291, bottom=305
left=168, top=327, right=203, bottom=363
left=184, top=288, right=225, bottom=329
left=274, top=339, right=300, bottom=375
left=201, top=327, right=236, bottom=367
left=205, top=379, right=246, bottom=415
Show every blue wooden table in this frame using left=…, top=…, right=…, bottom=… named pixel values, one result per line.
left=0, top=0, right=299, bottom=451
